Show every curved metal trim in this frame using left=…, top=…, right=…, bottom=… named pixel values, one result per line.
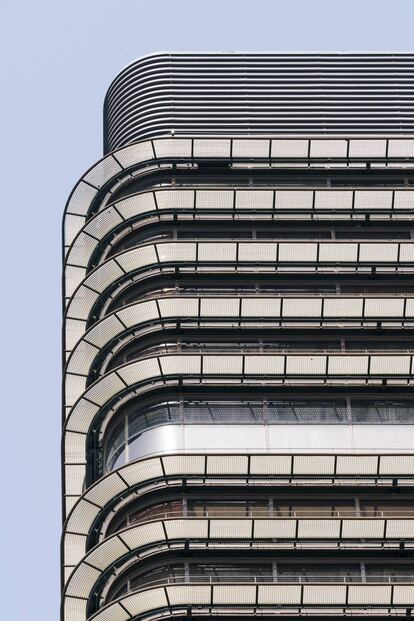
left=63, top=135, right=414, bottom=255
left=64, top=294, right=414, bottom=403
left=64, top=351, right=414, bottom=419
left=63, top=516, right=414, bottom=610
left=62, top=451, right=414, bottom=576
left=65, top=576, right=414, bottom=621
left=64, top=239, right=414, bottom=334
left=64, top=185, right=414, bottom=299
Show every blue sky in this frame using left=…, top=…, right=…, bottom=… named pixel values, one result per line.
left=2, top=0, right=414, bottom=618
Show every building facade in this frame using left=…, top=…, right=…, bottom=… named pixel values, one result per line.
left=63, top=54, right=414, bottom=621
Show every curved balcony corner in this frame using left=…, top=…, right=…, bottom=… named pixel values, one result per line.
left=64, top=135, right=414, bottom=257
left=63, top=54, right=414, bottom=621
left=62, top=451, right=414, bottom=578
left=67, top=578, right=414, bottom=621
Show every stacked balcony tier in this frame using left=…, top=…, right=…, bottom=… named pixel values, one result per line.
left=63, top=136, right=414, bottom=621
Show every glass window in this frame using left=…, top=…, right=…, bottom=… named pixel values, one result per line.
left=102, top=398, right=414, bottom=474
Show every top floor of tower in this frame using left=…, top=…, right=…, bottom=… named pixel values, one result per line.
left=104, top=52, right=414, bottom=153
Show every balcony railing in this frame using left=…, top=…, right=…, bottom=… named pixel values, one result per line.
left=113, top=572, right=414, bottom=598
left=143, top=573, right=414, bottom=586
left=121, top=507, right=414, bottom=527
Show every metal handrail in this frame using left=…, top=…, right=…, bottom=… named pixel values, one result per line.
left=125, top=508, right=414, bottom=526
left=124, top=289, right=414, bottom=302
left=126, top=573, right=414, bottom=590
left=126, top=345, right=414, bottom=357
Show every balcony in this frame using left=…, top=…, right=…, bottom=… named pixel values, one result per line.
left=78, top=576, right=414, bottom=621
left=92, top=573, right=414, bottom=621
left=108, top=506, right=414, bottom=533
left=109, top=570, right=414, bottom=596
left=64, top=291, right=414, bottom=366
left=64, top=238, right=414, bottom=313
left=62, top=450, right=414, bottom=602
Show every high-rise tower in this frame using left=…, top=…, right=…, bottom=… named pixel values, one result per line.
left=63, top=54, right=414, bottom=621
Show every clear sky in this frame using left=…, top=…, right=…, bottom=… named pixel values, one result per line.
left=2, top=0, right=414, bottom=618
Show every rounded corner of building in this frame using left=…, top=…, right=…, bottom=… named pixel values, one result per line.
left=62, top=53, right=414, bottom=618
left=103, top=51, right=174, bottom=153
left=104, top=51, right=172, bottom=100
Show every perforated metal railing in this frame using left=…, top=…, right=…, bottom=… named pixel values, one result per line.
left=115, top=507, right=414, bottom=526
left=63, top=239, right=414, bottom=320
left=64, top=136, right=414, bottom=255
left=65, top=186, right=414, bottom=275
left=64, top=293, right=414, bottom=363
left=106, top=343, right=414, bottom=360
left=87, top=576, right=414, bottom=621
left=111, top=572, right=414, bottom=594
